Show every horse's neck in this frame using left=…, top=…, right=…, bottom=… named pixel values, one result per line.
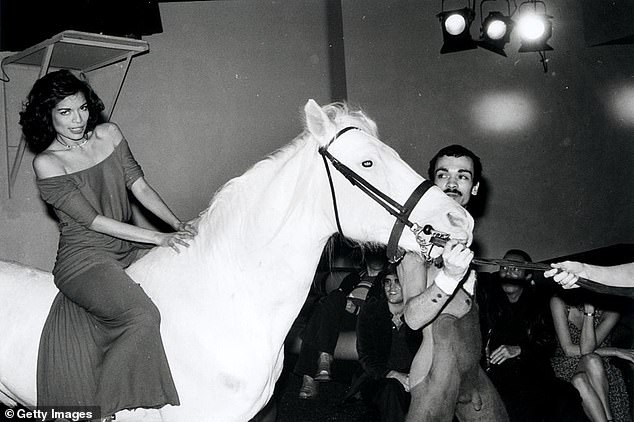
left=131, top=136, right=334, bottom=334
left=208, top=135, right=333, bottom=263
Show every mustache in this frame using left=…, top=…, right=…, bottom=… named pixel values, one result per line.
left=444, top=188, right=462, bottom=196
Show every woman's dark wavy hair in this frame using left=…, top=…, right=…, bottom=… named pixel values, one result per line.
left=19, top=70, right=105, bottom=153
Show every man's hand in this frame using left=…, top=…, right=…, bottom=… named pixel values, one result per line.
left=488, top=345, right=521, bottom=365
left=435, top=240, right=473, bottom=294
left=544, top=261, right=586, bottom=289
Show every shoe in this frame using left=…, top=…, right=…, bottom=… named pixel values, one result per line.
left=315, top=352, right=332, bottom=382
left=298, top=375, right=318, bottom=399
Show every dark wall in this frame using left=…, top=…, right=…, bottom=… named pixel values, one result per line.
left=0, top=0, right=162, bottom=51
left=341, top=0, right=634, bottom=260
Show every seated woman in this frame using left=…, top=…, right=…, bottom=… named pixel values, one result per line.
left=550, top=289, right=634, bottom=422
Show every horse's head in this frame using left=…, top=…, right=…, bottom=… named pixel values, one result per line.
left=305, top=99, right=474, bottom=257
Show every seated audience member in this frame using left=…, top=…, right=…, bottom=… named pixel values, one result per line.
left=550, top=288, right=634, bottom=422
left=294, top=249, right=387, bottom=399
left=477, top=249, right=588, bottom=422
left=546, top=260, right=634, bottom=420
left=354, top=266, right=422, bottom=422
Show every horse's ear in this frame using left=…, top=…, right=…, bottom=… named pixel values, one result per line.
left=304, top=99, right=336, bottom=146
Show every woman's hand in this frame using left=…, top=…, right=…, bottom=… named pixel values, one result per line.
left=175, top=219, right=198, bottom=236
left=156, top=230, right=194, bottom=253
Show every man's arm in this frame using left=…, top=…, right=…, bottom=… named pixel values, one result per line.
left=399, top=242, right=474, bottom=330
left=398, top=253, right=449, bottom=329
left=545, top=262, right=634, bottom=289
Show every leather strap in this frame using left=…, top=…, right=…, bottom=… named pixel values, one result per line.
left=386, top=180, right=434, bottom=262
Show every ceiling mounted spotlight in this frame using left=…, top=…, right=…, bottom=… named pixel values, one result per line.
left=517, top=2, right=553, bottom=52
left=478, top=1, right=514, bottom=56
left=437, top=1, right=477, bottom=54
left=517, top=1, right=553, bottom=72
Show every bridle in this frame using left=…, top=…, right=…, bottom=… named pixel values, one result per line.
left=318, top=126, right=442, bottom=263
left=319, top=127, right=634, bottom=298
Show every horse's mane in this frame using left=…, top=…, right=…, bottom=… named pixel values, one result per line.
left=194, top=102, right=379, bottom=247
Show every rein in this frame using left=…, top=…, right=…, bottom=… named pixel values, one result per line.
left=318, top=126, right=434, bottom=262
left=424, top=226, right=634, bottom=298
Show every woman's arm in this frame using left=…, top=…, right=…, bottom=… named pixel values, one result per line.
left=579, top=303, right=597, bottom=355
left=129, top=177, right=187, bottom=231
left=593, top=310, right=620, bottom=346
left=90, top=215, right=193, bottom=252
left=109, top=123, right=195, bottom=235
left=550, top=295, right=581, bottom=357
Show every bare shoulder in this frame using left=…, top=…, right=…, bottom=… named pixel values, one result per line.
left=33, top=152, right=65, bottom=179
left=93, top=122, right=124, bottom=147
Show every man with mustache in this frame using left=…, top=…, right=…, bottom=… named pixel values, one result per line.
left=398, top=145, right=508, bottom=422
left=428, top=144, right=480, bottom=208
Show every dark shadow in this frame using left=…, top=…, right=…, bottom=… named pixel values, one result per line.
left=325, top=0, right=347, bottom=102
left=130, top=196, right=174, bottom=233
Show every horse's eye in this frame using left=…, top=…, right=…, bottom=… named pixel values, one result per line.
left=362, top=160, right=373, bottom=168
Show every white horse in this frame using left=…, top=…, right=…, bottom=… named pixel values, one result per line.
left=0, top=100, right=474, bottom=421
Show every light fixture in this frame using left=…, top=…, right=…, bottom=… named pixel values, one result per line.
left=517, top=2, right=553, bottom=52
left=436, top=0, right=555, bottom=72
left=517, top=1, right=553, bottom=72
left=478, top=1, right=514, bottom=56
left=437, top=1, right=477, bottom=54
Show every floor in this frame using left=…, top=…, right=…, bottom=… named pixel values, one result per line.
left=273, top=354, right=378, bottom=422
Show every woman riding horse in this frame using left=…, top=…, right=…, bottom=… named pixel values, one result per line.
left=20, top=70, right=196, bottom=421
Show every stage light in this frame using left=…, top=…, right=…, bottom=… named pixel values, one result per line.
left=517, top=3, right=553, bottom=52
left=486, top=18, right=507, bottom=40
left=445, top=13, right=468, bottom=35
left=516, top=1, right=553, bottom=72
left=437, top=3, right=477, bottom=54
left=478, top=9, right=514, bottom=56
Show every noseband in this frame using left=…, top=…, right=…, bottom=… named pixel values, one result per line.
left=318, top=126, right=434, bottom=262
